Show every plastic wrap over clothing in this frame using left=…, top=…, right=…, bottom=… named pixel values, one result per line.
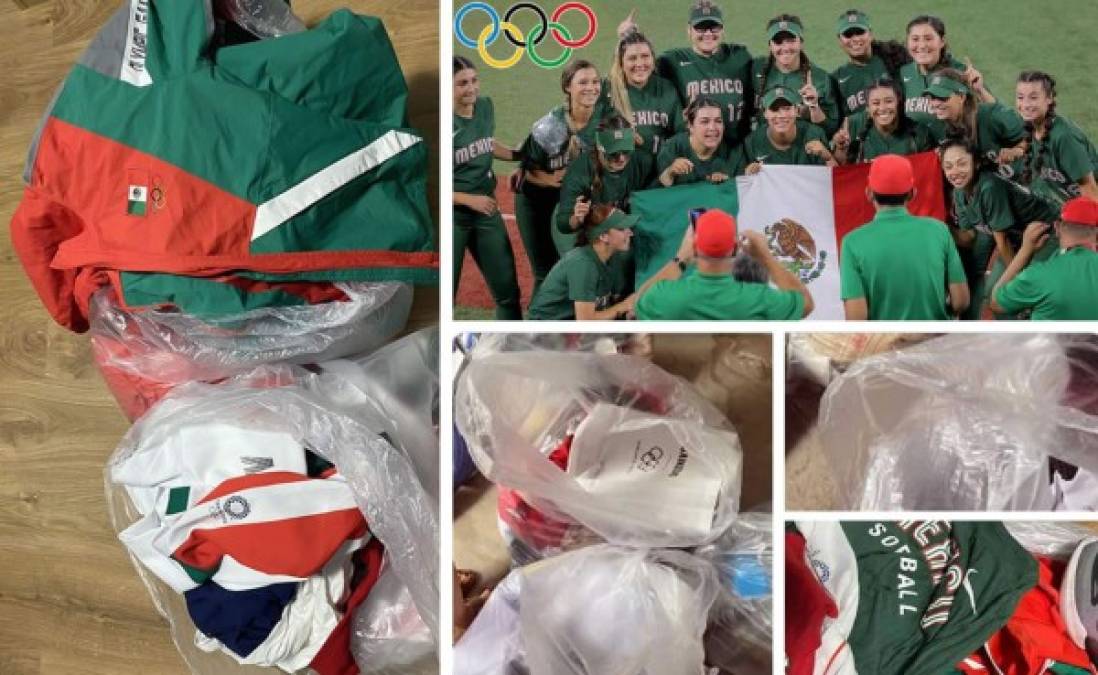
left=454, top=334, right=744, bottom=550
left=454, top=546, right=721, bottom=675
left=89, top=283, right=411, bottom=420
left=817, top=334, right=1098, bottom=510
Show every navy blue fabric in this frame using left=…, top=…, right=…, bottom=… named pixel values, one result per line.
left=185, top=581, right=297, bottom=657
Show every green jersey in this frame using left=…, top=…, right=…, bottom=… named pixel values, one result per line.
left=655, top=132, right=737, bottom=186
left=752, top=58, right=841, bottom=136
left=953, top=171, right=1060, bottom=280
left=931, top=103, right=1026, bottom=167
left=994, top=246, right=1098, bottom=320
left=900, top=58, right=972, bottom=138
left=453, top=96, right=496, bottom=196
left=520, top=104, right=601, bottom=173
left=602, top=75, right=683, bottom=157
left=554, top=151, right=652, bottom=234
left=832, top=55, right=889, bottom=117
left=839, top=206, right=966, bottom=320
left=657, top=44, right=754, bottom=146
left=1022, top=115, right=1098, bottom=204
left=845, top=110, right=935, bottom=162
left=635, top=270, right=804, bottom=320
left=735, top=119, right=828, bottom=173
left=527, top=245, right=627, bottom=319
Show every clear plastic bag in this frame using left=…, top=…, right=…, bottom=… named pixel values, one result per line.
left=817, top=334, right=1098, bottom=510
left=454, top=335, right=744, bottom=552
left=352, top=568, right=436, bottom=675
left=105, top=375, right=438, bottom=674
left=89, top=283, right=412, bottom=420
left=454, top=545, right=720, bottom=675
left=216, top=0, right=306, bottom=37
left=1005, top=521, right=1097, bottom=560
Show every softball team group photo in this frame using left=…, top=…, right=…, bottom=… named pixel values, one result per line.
left=452, top=0, right=1098, bottom=321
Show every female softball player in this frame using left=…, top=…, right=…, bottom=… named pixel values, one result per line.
left=452, top=56, right=522, bottom=320
left=832, top=77, right=934, bottom=164
left=830, top=9, right=909, bottom=117
left=515, top=59, right=604, bottom=296
left=605, top=29, right=683, bottom=177
left=941, top=137, right=1060, bottom=319
left=1015, top=70, right=1098, bottom=203
left=527, top=204, right=636, bottom=320
left=736, top=86, right=834, bottom=174
left=618, top=0, right=754, bottom=148
left=656, top=97, right=735, bottom=186
left=925, top=68, right=1026, bottom=166
left=752, top=14, right=841, bottom=137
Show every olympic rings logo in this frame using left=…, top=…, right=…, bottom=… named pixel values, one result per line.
left=454, top=2, right=598, bottom=70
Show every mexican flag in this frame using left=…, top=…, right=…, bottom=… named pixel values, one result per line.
left=630, top=151, right=947, bottom=319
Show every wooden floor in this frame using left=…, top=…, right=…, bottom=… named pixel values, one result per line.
left=0, top=2, right=438, bottom=673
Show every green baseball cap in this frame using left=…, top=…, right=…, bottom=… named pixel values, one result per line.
left=767, top=18, right=803, bottom=41
left=837, top=10, right=870, bottom=34
left=596, top=128, right=635, bottom=156
left=924, top=74, right=970, bottom=99
left=689, top=3, right=723, bottom=27
left=590, top=208, right=639, bottom=238
left=761, top=86, right=802, bottom=109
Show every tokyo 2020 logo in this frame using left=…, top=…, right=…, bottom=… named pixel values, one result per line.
left=454, top=2, right=598, bottom=70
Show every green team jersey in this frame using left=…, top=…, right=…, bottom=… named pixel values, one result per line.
left=655, top=132, right=737, bottom=185
left=840, top=206, right=966, bottom=320
left=994, top=246, right=1098, bottom=320
left=657, top=44, right=754, bottom=146
left=900, top=57, right=968, bottom=138
left=527, top=245, right=627, bottom=319
left=635, top=270, right=804, bottom=320
left=832, top=55, right=889, bottom=117
left=953, top=171, right=1059, bottom=280
left=1022, top=115, right=1098, bottom=204
left=751, top=58, right=841, bottom=136
left=520, top=104, right=602, bottom=173
left=845, top=110, right=935, bottom=162
left=602, top=75, right=683, bottom=157
left=735, top=119, right=828, bottom=173
left=554, top=151, right=653, bottom=234
left=453, top=96, right=496, bottom=196
left=931, top=102, right=1026, bottom=167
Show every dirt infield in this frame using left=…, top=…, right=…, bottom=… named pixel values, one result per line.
left=455, top=177, right=535, bottom=311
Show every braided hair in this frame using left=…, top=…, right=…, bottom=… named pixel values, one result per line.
left=560, top=59, right=599, bottom=160
left=851, top=77, right=917, bottom=163
left=905, top=15, right=954, bottom=72
left=590, top=114, right=634, bottom=197
left=759, top=14, right=814, bottom=112
left=1017, top=70, right=1059, bottom=185
left=609, top=30, right=654, bottom=127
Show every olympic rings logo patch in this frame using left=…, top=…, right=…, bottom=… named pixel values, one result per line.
left=454, top=2, right=598, bottom=70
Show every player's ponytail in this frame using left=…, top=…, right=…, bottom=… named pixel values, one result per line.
left=869, top=39, right=911, bottom=78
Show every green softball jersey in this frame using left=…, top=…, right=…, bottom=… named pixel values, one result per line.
left=840, top=206, right=966, bottom=320
left=994, top=246, right=1098, bottom=320
left=655, top=132, right=737, bottom=185
left=1024, top=115, right=1098, bottom=204
left=832, top=55, right=889, bottom=117
left=602, top=75, right=683, bottom=157
left=554, top=152, right=653, bottom=234
left=520, top=104, right=602, bottom=173
left=900, top=57, right=968, bottom=137
left=751, top=58, right=841, bottom=136
left=735, top=119, right=829, bottom=173
left=453, top=96, right=497, bottom=196
left=933, top=103, right=1026, bottom=167
left=527, top=245, right=628, bottom=320
left=953, top=171, right=1059, bottom=278
left=657, top=44, right=754, bottom=145
left=845, top=111, right=935, bottom=162
left=635, top=270, right=804, bottom=320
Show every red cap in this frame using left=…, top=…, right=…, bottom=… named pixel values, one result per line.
left=868, top=154, right=915, bottom=196
left=1061, top=197, right=1098, bottom=227
left=695, top=209, right=737, bottom=257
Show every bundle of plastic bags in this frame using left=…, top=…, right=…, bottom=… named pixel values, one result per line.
left=89, top=283, right=412, bottom=420
left=817, top=334, right=1098, bottom=510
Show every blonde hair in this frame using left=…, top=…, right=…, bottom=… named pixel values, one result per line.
left=608, top=30, right=654, bottom=127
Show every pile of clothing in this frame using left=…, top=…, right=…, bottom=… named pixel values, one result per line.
left=787, top=521, right=1098, bottom=675
left=453, top=335, right=770, bottom=675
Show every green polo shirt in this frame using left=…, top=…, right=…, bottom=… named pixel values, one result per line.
left=527, top=246, right=627, bottom=320
left=554, top=151, right=652, bottom=234
left=520, top=104, right=602, bottom=173
left=453, top=96, right=496, bottom=196
left=735, top=119, right=829, bottom=173
left=656, top=132, right=737, bottom=185
left=845, top=110, right=934, bottom=162
left=899, top=57, right=967, bottom=138
left=840, top=206, right=967, bottom=320
left=657, top=43, right=754, bottom=146
left=751, top=59, right=841, bottom=136
left=602, top=75, right=683, bottom=157
left=832, top=55, right=889, bottom=117
left=1024, top=115, right=1098, bottom=204
left=635, top=270, right=804, bottom=320
left=994, top=246, right=1098, bottom=320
